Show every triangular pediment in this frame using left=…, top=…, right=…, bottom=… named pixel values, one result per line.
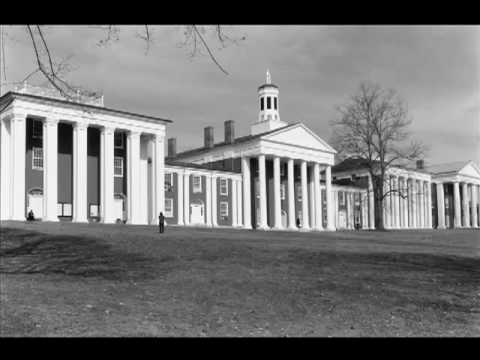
left=261, top=123, right=336, bottom=153
left=459, top=161, right=480, bottom=179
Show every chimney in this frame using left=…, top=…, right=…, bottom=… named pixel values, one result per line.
left=167, top=138, right=176, bottom=158
left=224, top=120, right=235, bottom=144
left=204, top=126, right=214, bottom=148
left=416, top=159, right=424, bottom=170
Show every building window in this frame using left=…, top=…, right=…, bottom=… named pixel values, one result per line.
left=192, top=175, right=202, bottom=193
left=220, top=178, right=228, bottom=196
left=32, top=147, right=43, bottom=170
left=165, top=172, right=173, bottom=192
left=274, top=97, right=277, bottom=110
left=89, top=204, right=99, bottom=218
left=280, top=183, right=286, bottom=200
left=32, top=119, right=43, bottom=139
left=114, top=157, right=124, bottom=177
left=57, top=203, right=72, bottom=217
left=165, top=198, right=173, bottom=217
left=220, top=201, right=229, bottom=217
left=267, top=97, right=271, bottom=109
left=260, top=97, right=264, bottom=111
left=339, top=192, right=345, bottom=206
left=296, top=184, right=302, bottom=201
left=114, top=133, right=124, bottom=149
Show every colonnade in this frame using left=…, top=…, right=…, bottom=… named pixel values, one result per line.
left=240, top=155, right=335, bottom=231
left=0, top=112, right=165, bottom=224
left=383, top=174, right=432, bottom=229
left=436, top=181, right=479, bottom=228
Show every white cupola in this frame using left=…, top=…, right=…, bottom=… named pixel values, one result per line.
left=251, top=69, right=288, bottom=135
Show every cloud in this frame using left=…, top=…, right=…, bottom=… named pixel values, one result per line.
left=3, top=25, right=479, bottom=164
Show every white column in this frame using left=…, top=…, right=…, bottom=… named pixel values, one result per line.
left=402, top=178, right=409, bottom=229
left=325, top=165, right=335, bottom=230
left=453, top=181, right=461, bottom=227
left=241, top=157, right=252, bottom=229
left=232, top=177, right=238, bottom=227
left=392, top=176, right=399, bottom=229
left=258, top=155, right=268, bottom=229
left=236, top=179, right=243, bottom=227
left=127, top=131, right=141, bottom=224
left=205, top=173, right=212, bottom=226
left=462, top=183, right=471, bottom=227
left=425, top=181, right=432, bottom=228
left=101, top=126, right=115, bottom=223
left=409, top=178, right=417, bottom=228
left=300, top=160, right=309, bottom=230
left=43, top=118, right=59, bottom=222
left=183, top=172, right=190, bottom=225
left=177, top=170, right=184, bottom=225
left=273, top=156, right=282, bottom=229
left=9, top=114, right=26, bottom=221
left=346, top=191, right=352, bottom=229
left=152, top=133, right=165, bottom=224
left=72, top=122, right=88, bottom=223
left=418, top=180, right=424, bottom=228
left=384, top=176, right=391, bottom=229
left=313, top=163, right=323, bottom=230
left=368, top=175, right=375, bottom=230
left=361, top=190, right=368, bottom=229
left=472, top=184, right=478, bottom=228
left=436, top=182, right=446, bottom=229
left=0, top=116, right=11, bottom=220
left=287, top=158, right=296, bottom=229
left=211, top=174, right=218, bottom=227
left=308, top=166, right=315, bottom=229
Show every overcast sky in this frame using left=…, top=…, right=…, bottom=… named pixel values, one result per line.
left=3, top=25, right=479, bottom=165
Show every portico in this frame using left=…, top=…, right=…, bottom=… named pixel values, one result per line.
left=427, top=161, right=480, bottom=229
left=0, top=87, right=169, bottom=224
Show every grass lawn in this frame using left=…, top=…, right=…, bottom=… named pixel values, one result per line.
left=1, top=220, right=479, bottom=337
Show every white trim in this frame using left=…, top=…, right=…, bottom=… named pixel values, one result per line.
left=32, top=146, right=43, bottom=170
left=220, top=201, right=229, bottom=217
left=219, top=177, right=228, bottom=196
left=164, top=172, right=173, bottom=191
left=114, top=156, right=124, bottom=177
left=165, top=198, right=174, bottom=217
left=192, top=174, right=202, bottom=193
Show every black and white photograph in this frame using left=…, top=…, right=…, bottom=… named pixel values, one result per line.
left=0, top=25, right=479, bottom=337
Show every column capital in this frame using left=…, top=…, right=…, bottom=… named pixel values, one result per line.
left=127, top=129, right=141, bottom=137
left=73, top=121, right=88, bottom=130
left=102, top=125, right=115, bottom=135
left=44, top=117, right=60, bottom=126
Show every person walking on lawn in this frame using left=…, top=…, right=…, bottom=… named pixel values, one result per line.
left=158, top=212, right=165, bottom=233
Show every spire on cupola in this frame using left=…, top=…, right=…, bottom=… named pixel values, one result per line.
left=251, top=69, right=287, bottom=135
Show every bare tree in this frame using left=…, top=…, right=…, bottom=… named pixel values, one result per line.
left=330, top=82, right=427, bottom=230
left=0, top=25, right=245, bottom=100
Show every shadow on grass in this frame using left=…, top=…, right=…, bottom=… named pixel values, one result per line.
left=0, top=227, right=169, bottom=281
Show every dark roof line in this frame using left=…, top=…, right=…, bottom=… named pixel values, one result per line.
left=0, top=91, right=173, bottom=123
left=174, top=122, right=300, bottom=159
left=165, top=159, right=241, bottom=173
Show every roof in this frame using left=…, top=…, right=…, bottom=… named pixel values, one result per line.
left=425, top=161, right=471, bottom=175
left=0, top=91, right=172, bottom=124
left=332, top=157, right=431, bottom=175
left=174, top=122, right=300, bottom=159
left=165, top=159, right=240, bottom=174
left=332, top=157, right=371, bottom=173
left=258, top=83, right=279, bottom=90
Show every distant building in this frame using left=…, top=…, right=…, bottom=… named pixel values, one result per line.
left=1, top=74, right=479, bottom=230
